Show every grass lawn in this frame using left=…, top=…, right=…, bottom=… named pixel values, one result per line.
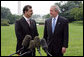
left=1, top=21, right=83, bottom=56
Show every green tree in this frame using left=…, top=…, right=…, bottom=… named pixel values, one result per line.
left=1, top=7, right=12, bottom=19
left=1, top=19, right=10, bottom=26
left=54, top=1, right=83, bottom=22
left=42, top=14, right=50, bottom=19
left=70, top=3, right=83, bottom=20
left=1, top=7, right=22, bottom=24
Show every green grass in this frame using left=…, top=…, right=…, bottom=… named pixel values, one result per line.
left=1, top=21, right=83, bottom=56
left=64, top=22, right=83, bottom=56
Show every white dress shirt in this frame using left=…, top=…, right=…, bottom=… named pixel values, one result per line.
left=23, top=15, right=30, bottom=26
left=52, top=14, right=59, bottom=26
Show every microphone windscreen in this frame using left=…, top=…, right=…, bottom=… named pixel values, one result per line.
left=34, top=36, right=41, bottom=48
left=28, top=40, right=35, bottom=50
left=22, top=35, right=32, bottom=48
left=40, top=38, right=48, bottom=49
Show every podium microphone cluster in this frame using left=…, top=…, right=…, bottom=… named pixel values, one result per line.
left=9, top=35, right=32, bottom=56
left=20, top=36, right=42, bottom=56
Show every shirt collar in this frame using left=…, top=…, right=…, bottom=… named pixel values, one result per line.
left=23, top=15, right=30, bottom=21
left=52, top=14, right=59, bottom=20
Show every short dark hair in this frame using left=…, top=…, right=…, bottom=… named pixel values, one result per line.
left=23, top=5, right=32, bottom=14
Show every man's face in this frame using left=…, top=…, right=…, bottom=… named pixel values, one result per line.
left=26, top=8, right=33, bottom=17
left=50, top=7, right=58, bottom=17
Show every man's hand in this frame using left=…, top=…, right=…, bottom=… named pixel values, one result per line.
left=62, top=47, right=66, bottom=54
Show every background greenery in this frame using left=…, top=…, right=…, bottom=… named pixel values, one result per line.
left=1, top=21, right=83, bottom=56
left=1, top=1, right=83, bottom=56
left=1, top=1, right=83, bottom=25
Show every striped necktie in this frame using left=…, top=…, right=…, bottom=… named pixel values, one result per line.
left=52, top=18, right=56, bottom=33
left=27, top=19, right=30, bottom=26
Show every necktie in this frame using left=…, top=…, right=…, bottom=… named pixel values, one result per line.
left=52, top=18, right=56, bottom=33
left=27, top=19, right=30, bottom=26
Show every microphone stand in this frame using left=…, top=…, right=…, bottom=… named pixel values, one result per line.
left=9, top=52, right=17, bottom=56
left=44, top=49, right=52, bottom=56
left=46, top=50, right=52, bottom=56
left=20, top=48, right=35, bottom=56
left=19, top=50, right=31, bottom=56
left=9, top=47, right=24, bottom=56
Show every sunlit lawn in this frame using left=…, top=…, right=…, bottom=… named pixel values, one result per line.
left=1, top=21, right=83, bottom=56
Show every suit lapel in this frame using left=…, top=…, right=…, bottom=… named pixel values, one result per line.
left=54, top=16, right=61, bottom=34
left=48, top=18, right=52, bottom=35
left=21, top=17, right=30, bottom=32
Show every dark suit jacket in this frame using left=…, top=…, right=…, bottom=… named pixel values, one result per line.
left=43, top=16, right=69, bottom=56
left=15, top=17, right=38, bottom=56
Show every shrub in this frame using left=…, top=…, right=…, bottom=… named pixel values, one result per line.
left=1, top=19, right=10, bottom=26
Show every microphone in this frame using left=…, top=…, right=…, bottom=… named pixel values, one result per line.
left=34, top=36, right=41, bottom=48
left=19, top=35, right=32, bottom=54
left=28, top=40, right=36, bottom=50
left=20, top=40, right=35, bottom=56
left=22, top=35, right=32, bottom=48
left=9, top=35, right=32, bottom=56
left=34, top=36, right=42, bottom=56
left=40, top=38, right=52, bottom=56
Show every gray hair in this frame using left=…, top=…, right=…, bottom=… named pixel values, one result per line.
left=51, top=5, right=61, bottom=13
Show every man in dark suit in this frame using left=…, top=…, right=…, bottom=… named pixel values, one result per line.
left=15, top=5, right=38, bottom=56
left=43, top=5, right=69, bottom=56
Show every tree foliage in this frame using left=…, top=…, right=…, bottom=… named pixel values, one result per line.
left=43, top=1, right=83, bottom=22
left=70, top=3, right=83, bottom=20
left=1, top=7, right=22, bottom=24
left=58, top=1, right=83, bottom=22
left=1, top=19, right=10, bottom=26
